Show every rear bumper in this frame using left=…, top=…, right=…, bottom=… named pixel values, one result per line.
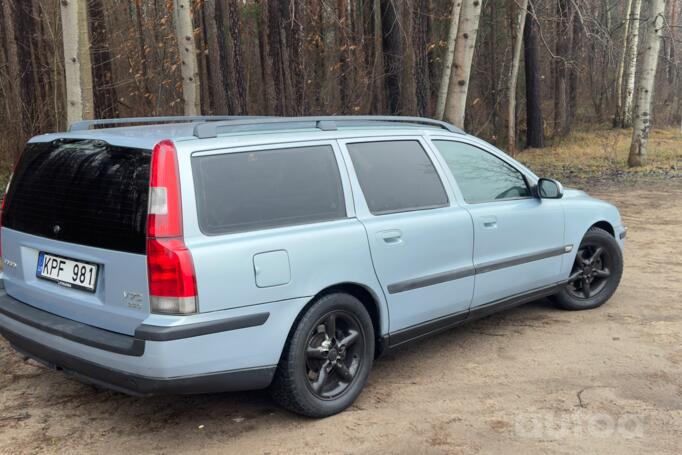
left=0, top=325, right=275, bottom=396
left=0, top=291, right=309, bottom=395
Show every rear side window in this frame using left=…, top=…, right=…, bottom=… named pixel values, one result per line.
left=192, top=145, right=346, bottom=234
left=347, top=140, right=449, bottom=215
left=2, top=140, right=151, bottom=254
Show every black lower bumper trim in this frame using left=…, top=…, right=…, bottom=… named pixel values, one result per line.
left=0, top=326, right=276, bottom=396
left=0, top=292, right=145, bottom=356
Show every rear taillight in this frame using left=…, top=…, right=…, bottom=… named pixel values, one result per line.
left=147, top=140, right=197, bottom=315
left=1, top=169, right=16, bottom=259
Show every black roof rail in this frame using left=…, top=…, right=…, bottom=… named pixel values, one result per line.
left=192, top=116, right=464, bottom=139
left=68, top=116, right=261, bottom=132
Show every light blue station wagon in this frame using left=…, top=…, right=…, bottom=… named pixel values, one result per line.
left=0, top=116, right=625, bottom=417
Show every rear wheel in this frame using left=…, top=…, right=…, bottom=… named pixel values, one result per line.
left=270, top=293, right=374, bottom=417
left=552, top=226, right=623, bottom=310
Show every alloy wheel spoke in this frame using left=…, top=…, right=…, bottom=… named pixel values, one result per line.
left=588, top=247, right=604, bottom=265
left=593, top=267, right=611, bottom=278
left=334, top=363, right=354, bottom=383
left=311, top=361, right=331, bottom=392
left=582, top=278, right=592, bottom=298
left=306, top=346, right=328, bottom=359
left=325, top=314, right=337, bottom=339
left=338, top=330, right=360, bottom=349
left=568, top=270, right=583, bottom=283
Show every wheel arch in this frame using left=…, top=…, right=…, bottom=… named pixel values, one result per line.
left=589, top=220, right=615, bottom=237
left=289, top=282, right=388, bottom=358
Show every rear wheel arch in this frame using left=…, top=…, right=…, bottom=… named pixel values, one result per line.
left=291, top=283, right=386, bottom=358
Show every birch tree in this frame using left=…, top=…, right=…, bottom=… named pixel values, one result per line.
left=443, top=0, right=482, bottom=129
left=622, top=0, right=643, bottom=128
left=435, top=0, right=463, bottom=120
left=173, top=0, right=201, bottom=116
left=628, top=0, right=667, bottom=167
left=60, top=0, right=94, bottom=125
left=614, top=0, right=634, bottom=127
left=507, top=0, right=529, bottom=156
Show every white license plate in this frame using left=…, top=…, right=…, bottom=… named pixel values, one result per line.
left=36, top=252, right=98, bottom=292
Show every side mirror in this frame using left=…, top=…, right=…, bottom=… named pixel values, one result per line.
left=537, top=178, right=564, bottom=199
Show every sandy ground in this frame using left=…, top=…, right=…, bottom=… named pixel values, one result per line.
left=1, top=179, right=681, bottom=454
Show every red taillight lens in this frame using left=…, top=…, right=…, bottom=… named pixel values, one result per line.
left=147, top=141, right=197, bottom=314
left=148, top=140, right=183, bottom=238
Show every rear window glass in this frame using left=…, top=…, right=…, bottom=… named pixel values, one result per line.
left=192, top=145, right=346, bottom=234
left=347, top=140, right=449, bottom=215
left=2, top=140, right=151, bottom=254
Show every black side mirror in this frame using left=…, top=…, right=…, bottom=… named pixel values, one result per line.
left=537, top=178, right=564, bottom=199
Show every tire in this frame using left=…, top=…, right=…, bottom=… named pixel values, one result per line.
left=552, top=226, right=623, bottom=311
left=270, top=293, right=375, bottom=417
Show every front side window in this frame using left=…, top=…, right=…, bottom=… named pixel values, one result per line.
left=192, top=145, right=346, bottom=234
left=433, top=141, right=531, bottom=204
left=347, top=140, right=449, bottom=215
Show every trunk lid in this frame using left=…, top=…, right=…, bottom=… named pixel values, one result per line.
left=1, top=139, right=152, bottom=335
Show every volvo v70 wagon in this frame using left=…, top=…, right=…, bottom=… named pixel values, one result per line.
left=0, top=116, right=625, bottom=417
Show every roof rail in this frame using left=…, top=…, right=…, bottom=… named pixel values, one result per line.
left=68, top=116, right=260, bottom=132
left=192, top=116, right=464, bottom=139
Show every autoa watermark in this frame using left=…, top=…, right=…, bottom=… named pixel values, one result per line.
left=514, top=412, right=644, bottom=439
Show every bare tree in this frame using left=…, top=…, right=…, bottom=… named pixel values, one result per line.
left=173, top=0, right=200, bottom=115
left=444, top=0, right=482, bottom=129
left=629, top=0, right=667, bottom=167
left=622, top=0, right=643, bottom=128
left=507, top=0, right=529, bottom=156
left=60, top=0, right=94, bottom=124
left=524, top=0, right=544, bottom=148
left=614, top=0, right=634, bottom=127
left=435, top=0, right=463, bottom=120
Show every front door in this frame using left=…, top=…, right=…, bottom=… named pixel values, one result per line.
left=430, top=139, right=567, bottom=308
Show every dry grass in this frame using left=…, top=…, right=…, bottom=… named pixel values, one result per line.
left=517, top=127, right=682, bottom=184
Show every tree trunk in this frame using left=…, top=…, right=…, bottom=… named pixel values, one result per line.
left=88, top=0, right=119, bottom=119
left=413, top=0, right=431, bottom=116
left=321, top=0, right=340, bottom=113
left=435, top=0, right=463, bottom=120
left=628, top=0, right=666, bottom=167
left=553, top=0, right=571, bottom=137
left=622, top=0, right=643, bottom=128
left=381, top=0, right=402, bottom=114
left=506, top=0, right=529, bottom=156
left=204, top=0, right=228, bottom=114
left=443, top=0, right=481, bottom=129
left=370, top=0, right=385, bottom=113
left=173, top=0, right=201, bottom=115
left=226, top=0, right=247, bottom=114
left=614, top=0, right=634, bottom=127
left=1, top=0, right=24, bottom=144
left=60, top=0, right=94, bottom=125
left=524, top=0, right=544, bottom=149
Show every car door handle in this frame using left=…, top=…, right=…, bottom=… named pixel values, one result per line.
left=482, top=216, right=498, bottom=229
left=378, top=229, right=403, bottom=245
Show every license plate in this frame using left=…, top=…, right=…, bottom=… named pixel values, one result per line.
left=36, top=252, right=98, bottom=292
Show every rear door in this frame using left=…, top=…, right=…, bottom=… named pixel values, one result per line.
left=338, top=137, right=475, bottom=336
left=430, top=139, right=566, bottom=307
left=1, top=139, right=152, bottom=335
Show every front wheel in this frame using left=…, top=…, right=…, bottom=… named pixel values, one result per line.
left=270, top=293, right=374, bottom=417
left=552, top=226, right=623, bottom=310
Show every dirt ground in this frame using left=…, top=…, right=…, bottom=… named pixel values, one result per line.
left=1, top=179, right=681, bottom=454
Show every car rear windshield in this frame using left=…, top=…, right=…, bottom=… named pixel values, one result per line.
left=2, top=140, right=151, bottom=254
left=192, top=145, right=346, bottom=235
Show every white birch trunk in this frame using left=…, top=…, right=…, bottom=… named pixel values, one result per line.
left=173, top=0, right=201, bottom=116
left=622, top=0, right=643, bottom=128
left=60, top=0, right=94, bottom=125
left=435, top=0, right=463, bottom=120
left=443, top=0, right=482, bottom=129
left=507, top=0, right=529, bottom=156
left=614, top=0, right=634, bottom=126
left=628, top=0, right=666, bottom=167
